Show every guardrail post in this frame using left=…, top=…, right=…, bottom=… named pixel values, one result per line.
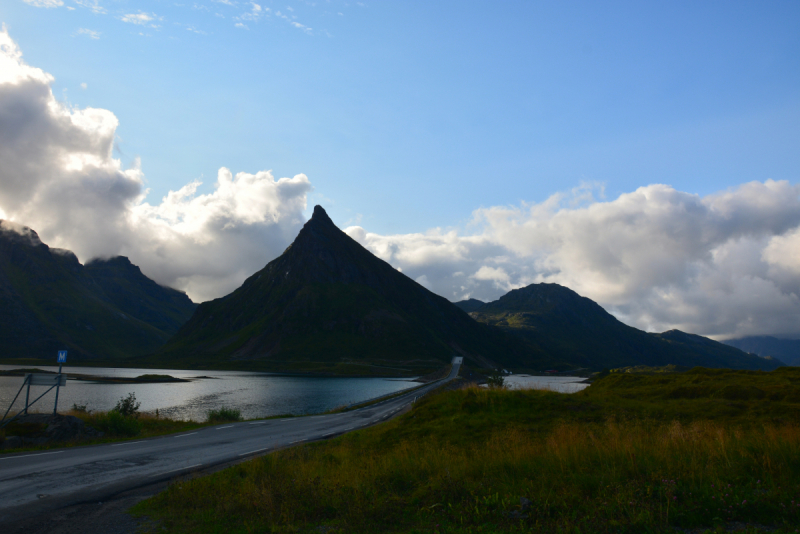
left=2, top=375, right=30, bottom=422
left=24, top=374, right=31, bottom=415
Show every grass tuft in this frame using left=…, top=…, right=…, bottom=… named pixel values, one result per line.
left=206, top=407, right=243, bottom=423
left=91, top=410, right=142, bottom=436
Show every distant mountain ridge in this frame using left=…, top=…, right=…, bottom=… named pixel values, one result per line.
left=724, top=336, right=800, bottom=367
left=84, top=256, right=196, bottom=335
left=456, top=284, right=782, bottom=371
left=153, top=206, right=552, bottom=375
left=454, top=298, right=486, bottom=313
left=0, top=216, right=782, bottom=373
left=0, top=220, right=196, bottom=361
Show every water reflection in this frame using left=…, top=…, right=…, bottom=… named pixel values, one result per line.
left=500, top=374, right=589, bottom=393
left=0, top=365, right=418, bottom=421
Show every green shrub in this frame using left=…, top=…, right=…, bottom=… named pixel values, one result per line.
left=717, top=384, right=766, bottom=400
left=207, top=407, right=242, bottom=423
left=94, top=410, right=142, bottom=437
left=485, top=368, right=505, bottom=388
left=113, top=392, right=141, bottom=417
left=667, top=385, right=711, bottom=399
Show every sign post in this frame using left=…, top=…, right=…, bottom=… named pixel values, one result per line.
left=54, top=350, right=67, bottom=415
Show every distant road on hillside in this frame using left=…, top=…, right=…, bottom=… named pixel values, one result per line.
left=0, top=359, right=461, bottom=525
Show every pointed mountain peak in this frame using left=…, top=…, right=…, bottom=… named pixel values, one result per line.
left=309, top=205, right=334, bottom=226
left=294, top=205, right=343, bottom=247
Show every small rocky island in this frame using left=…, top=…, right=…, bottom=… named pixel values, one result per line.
left=0, top=369, right=190, bottom=383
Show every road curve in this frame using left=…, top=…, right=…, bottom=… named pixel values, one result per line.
left=0, top=359, right=461, bottom=524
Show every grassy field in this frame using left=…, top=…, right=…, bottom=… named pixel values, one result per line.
left=135, top=367, right=800, bottom=533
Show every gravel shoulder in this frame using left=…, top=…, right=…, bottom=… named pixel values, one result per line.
left=2, top=483, right=160, bottom=534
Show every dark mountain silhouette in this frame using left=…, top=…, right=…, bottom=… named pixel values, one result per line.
left=0, top=220, right=196, bottom=362
left=456, top=283, right=782, bottom=371
left=153, top=206, right=555, bottom=375
left=454, top=298, right=486, bottom=313
left=1, top=214, right=775, bottom=373
left=650, top=330, right=782, bottom=370
left=724, top=336, right=800, bottom=367
left=84, top=256, right=196, bottom=336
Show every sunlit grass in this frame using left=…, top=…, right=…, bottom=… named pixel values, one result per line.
left=135, top=371, right=800, bottom=533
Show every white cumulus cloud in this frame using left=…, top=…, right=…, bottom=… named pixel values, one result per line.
left=0, top=28, right=312, bottom=302
left=347, top=180, right=800, bottom=340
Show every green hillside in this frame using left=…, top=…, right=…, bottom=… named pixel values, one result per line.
left=457, top=283, right=782, bottom=371
left=0, top=220, right=195, bottom=362
left=84, top=256, right=196, bottom=335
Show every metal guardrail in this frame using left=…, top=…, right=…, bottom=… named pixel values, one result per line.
left=342, top=381, right=431, bottom=411
left=342, top=361, right=460, bottom=411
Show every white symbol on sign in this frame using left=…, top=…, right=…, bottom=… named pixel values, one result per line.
left=57, top=350, right=67, bottom=363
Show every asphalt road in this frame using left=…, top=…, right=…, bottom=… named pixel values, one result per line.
left=0, top=360, right=461, bottom=525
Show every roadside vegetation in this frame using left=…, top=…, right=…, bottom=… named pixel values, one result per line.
left=206, top=407, right=243, bottom=423
left=0, top=393, right=244, bottom=452
left=0, top=409, right=205, bottom=450
left=136, top=367, right=800, bottom=533
left=80, top=409, right=199, bottom=439
left=484, top=368, right=506, bottom=388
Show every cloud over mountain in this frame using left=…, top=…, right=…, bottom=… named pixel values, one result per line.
left=1, top=27, right=798, bottom=340
left=346, top=181, right=800, bottom=340
left=0, top=28, right=311, bottom=302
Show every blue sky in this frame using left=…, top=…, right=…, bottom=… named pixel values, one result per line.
left=4, top=0, right=799, bottom=233
left=2, top=1, right=800, bottom=339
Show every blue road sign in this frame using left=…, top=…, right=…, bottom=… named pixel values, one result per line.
left=57, top=350, right=67, bottom=363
